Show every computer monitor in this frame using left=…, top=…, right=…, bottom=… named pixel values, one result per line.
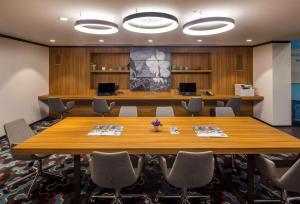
left=97, top=83, right=116, bottom=96
left=179, top=83, right=197, bottom=95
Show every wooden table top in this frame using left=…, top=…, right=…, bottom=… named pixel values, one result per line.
left=13, top=117, right=300, bottom=155
left=38, top=90, right=264, bottom=102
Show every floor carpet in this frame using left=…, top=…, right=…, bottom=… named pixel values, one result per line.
left=0, top=119, right=299, bottom=204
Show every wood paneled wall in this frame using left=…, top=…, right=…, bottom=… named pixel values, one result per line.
left=49, top=46, right=253, bottom=95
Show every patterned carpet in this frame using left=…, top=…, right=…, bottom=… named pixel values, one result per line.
left=0, top=119, right=299, bottom=204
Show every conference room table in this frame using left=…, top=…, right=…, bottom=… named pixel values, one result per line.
left=12, top=117, right=300, bottom=204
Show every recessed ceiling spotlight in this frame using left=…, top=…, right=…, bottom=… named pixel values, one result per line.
left=183, top=17, right=235, bottom=36
left=99, top=39, right=104, bottom=43
left=246, top=39, right=253, bottom=42
left=58, top=17, right=68, bottom=21
left=123, top=12, right=178, bottom=34
left=148, top=39, right=153, bottom=43
left=74, top=19, right=118, bottom=34
left=197, top=39, right=203, bottom=42
left=49, top=39, right=56, bottom=43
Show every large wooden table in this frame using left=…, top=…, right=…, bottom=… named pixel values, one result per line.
left=13, top=117, right=300, bottom=204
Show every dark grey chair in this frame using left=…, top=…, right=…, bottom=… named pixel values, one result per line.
left=89, top=151, right=150, bottom=204
left=181, top=97, right=204, bottom=116
left=92, top=99, right=116, bottom=116
left=156, top=106, right=174, bottom=117
left=3, top=119, right=65, bottom=200
left=216, top=97, right=242, bottom=115
left=158, top=151, right=214, bottom=204
left=215, top=107, right=235, bottom=117
left=255, top=155, right=300, bottom=203
left=48, top=97, right=75, bottom=118
left=119, top=106, right=138, bottom=117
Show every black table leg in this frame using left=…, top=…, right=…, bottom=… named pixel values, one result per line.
left=73, top=154, right=81, bottom=204
left=247, top=154, right=255, bottom=204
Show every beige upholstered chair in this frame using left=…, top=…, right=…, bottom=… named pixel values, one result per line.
left=156, top=106, right=175, bottom=117
left=181, top=97, right=204, bottom=116
left=92, top=99, right=115, bottom=116
left=119, top=106, right=138, bottom=117
left=216, top=97, right=242, bottom=115
left=158, top=151, right=215, bottom=204
left=255, top=155, right=300, bottom=203
left=48, top=97, right=75, bottom=118
left=3, top=119, right=65, bottom=200
left=89, top=151, right=150, bottom=204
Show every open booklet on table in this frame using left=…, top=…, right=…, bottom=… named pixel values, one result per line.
left=192, top=126, right=228, bottom=138
left=88, top=125, right=123, bottom=136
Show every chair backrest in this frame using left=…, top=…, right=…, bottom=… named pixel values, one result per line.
left=226, top=97, right=242, bottom=114
left=4, top=119, right=35, bottom=147
left=280, top=158, right=300, bottom=193
left=48, top=97, right=66, bottom=113
left=119, top=106, right=138, bottom=117
left=168, top=151, right=214, bottom=189
left=156, top=106, right=174, bottom=117
left=215, top=107, right=235, bottom=117
left=187, top=97, right=203, bottom=114
left=92, top=99, right=109, bottom=114
left=255, top=155, right=282, bottom=188
left=89, top=151, right=138, bottom=190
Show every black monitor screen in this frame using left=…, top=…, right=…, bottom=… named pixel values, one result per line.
left=98, top=83, right=116, bottom=94
left=179, top=83, right=196, bottom=93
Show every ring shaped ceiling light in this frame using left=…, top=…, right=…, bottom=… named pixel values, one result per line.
left=123, top=12, right=178, bottom=34
left=74, top=19, right=118, bottom=34
left=183, top=17, right=235, bottom=35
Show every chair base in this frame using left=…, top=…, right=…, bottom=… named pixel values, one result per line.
left=254, top=184, right=300, bottom=204
left=90, top=192, right=152, bottom=204
left=156, top=193, right=210, bottom=204
left=4, top=160, right=66, bottom=200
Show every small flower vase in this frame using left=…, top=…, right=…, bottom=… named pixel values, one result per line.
left=153, top=126, right=160, bottom=132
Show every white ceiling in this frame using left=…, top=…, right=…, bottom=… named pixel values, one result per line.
left=0, top=0, right=300, bottom=46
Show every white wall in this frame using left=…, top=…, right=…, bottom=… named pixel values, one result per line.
left=253, top=43, right=291, bottom=125
left=0, top=37, right=49, bottom=136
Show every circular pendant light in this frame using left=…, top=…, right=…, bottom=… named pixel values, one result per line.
left=183, top=17, right=235, bottom=36
left=74, top=19, right=118, bottom=34
left=123, top=12, right=178, bottom=34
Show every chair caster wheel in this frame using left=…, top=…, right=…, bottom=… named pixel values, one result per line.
left=90, top=198, right=96, bottom=203
left=3, top=187, right=10, bottom=194
left=145, top=197, right=152, bottom=204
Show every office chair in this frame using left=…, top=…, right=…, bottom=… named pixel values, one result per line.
left=89, top=151, right=150, bottom=204
left=158, top=151, right=214, bottom=204
left=156, top=106, right=174, bottom=117
left=119, top=106, right=138, bottom=117
left=3, top=119, right=65, bottom=200
left=92, top=99, right=116, bottom=116
left=216, top=97, right=242, bottom=115
left=48, top=97, right=75, bottom=118
left=215, top=107, right=235, bottom=117
left=181, top=97, right=204, bottom=116
left=254, top=155, right=300, bottom=203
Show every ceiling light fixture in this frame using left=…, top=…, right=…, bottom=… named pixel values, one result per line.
left=246, top=39, right=253, bottom=42
left=197, top=39, right=203, bottom=42
left=99, top=39, right=104, bottom=43
left=74, top=19, right=118, bottom=34
left=49, top=39, right=56, bottom=43
left=148, top=39, right=153, bottom=43
left=58, top=17, right=68, bottom=21
left=123, top=12, right=178, bottom=34
left=183, top=17, right=235, bottom=36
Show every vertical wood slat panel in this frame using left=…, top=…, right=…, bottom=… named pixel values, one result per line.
left=49, top=47, right=253, bottom=95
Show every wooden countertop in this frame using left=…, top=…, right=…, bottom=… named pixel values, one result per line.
left=13, top=117, right=300, bottom=155
left=39, top=90, right=263, bottom=102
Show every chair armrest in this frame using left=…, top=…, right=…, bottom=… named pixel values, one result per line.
left=216, top=101, right=225, bottom=107
left=181, top=101, right=188, bottom=110
left=135, top=155, right=144, bottom=178
left=66, top=101, right=75, bottom=110
left=160, top=156, right=169, bottom=179
left=109, top=102, right=116, bottom=111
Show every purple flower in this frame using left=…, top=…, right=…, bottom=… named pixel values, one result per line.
left=151, top=119, right=163, bottom=126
